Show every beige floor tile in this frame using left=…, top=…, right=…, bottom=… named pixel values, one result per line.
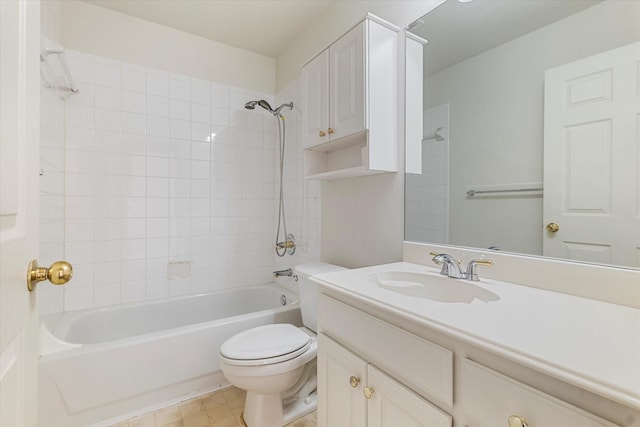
left=182, top=412, right=212, bottom=427
left=155, top=405, right=182, bottom=425
left=201, top=391, right=227, bottom=406
left=179, top=398, right=206, bottom=418
left=203, top=400, right=233, bottom=422
left=221, top=387, right=246, bottom=403
left=108, top=387, right=315, bottom=427
left=128, top=413, right=157, bottom=427
left=211, top=415, right=242, bottom=427
left=226, top=397, right=244, bottom=415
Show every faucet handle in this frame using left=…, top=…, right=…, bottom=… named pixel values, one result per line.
left=429, top=251, right=442, bottom=265
left=465, top=259, right=493, bottom=281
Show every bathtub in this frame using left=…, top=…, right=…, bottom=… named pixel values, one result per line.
left=38, top=284, right=302, bottom=427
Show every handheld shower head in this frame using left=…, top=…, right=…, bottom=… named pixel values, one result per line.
left=245, top=99, right=275, bottom=114
left=244, top=100, right=293, bottom=117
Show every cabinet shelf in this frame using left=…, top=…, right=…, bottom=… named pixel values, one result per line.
left=304, top=130, right=392, bottom=180
left=302, top=15, right=398, bottom=181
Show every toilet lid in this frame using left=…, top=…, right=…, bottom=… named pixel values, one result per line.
left=220, top=324, right=311, bottom=363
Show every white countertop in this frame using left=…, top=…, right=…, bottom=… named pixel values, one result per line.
left=312, top=261, right=640, bottom=410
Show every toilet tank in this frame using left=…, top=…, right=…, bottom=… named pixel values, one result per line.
left=293, top=262, right=347, bottom=332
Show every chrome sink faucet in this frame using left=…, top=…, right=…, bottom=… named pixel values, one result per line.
left=430, top=252, right=493, bottom=281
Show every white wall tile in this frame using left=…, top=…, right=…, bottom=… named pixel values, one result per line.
left=147, top=72, right=170, bottom=97
left=122, top=112, right=147, bottom=135
left=94, top=60, right=121, bottom=88
left=170, top=78, right=190, bottom=101
left=123, top=91, right=146, bottom=114
left=47, top=54, right=316, bottom=314
left=147, top=95, right=170, bottom=117
left=123, top=65, right=146, bottom=93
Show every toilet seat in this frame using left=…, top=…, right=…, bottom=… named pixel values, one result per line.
left=220, top=324, right=311, bottom=366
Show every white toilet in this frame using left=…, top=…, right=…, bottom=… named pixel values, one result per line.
left=219, top=262, right=346, bottom=427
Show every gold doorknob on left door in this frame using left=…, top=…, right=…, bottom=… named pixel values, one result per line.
left=27, top=259, right=73, bottom=292
left=546, top=222, right=560, bottom=233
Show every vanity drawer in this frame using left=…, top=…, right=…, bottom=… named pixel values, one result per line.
left=318, top=295, right=453, bottom=407
left=460, top=358, right=619, bottom=427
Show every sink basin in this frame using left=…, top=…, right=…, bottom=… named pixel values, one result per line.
left=369, top=271, right=500, bottom=304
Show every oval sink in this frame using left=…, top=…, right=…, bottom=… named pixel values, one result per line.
left=369, top=271, right=499, bottom=304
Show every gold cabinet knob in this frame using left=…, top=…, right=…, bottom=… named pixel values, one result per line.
left=546, top=222, right=560, bottom=233
left=349, top=376, right=360, bottom=388
left=27, top=260, right=73, bottom=292
left=363, top=386, right=374, bottom=399
left=327, top=127, right=334, bottom=135
left=508, top=415, right=528, bottom=427
left=319, top=130, right=326, bottom=137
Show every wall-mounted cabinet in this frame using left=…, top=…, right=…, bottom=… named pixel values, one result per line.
left=302, top=15, right=399, bottom=180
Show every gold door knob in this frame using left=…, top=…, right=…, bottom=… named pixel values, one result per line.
left=363, top=386, right=374, bottom=399
left=508, top=415, right=528, bottom=427
left=349, top=376, right=360, bottom=388
left=546, top=222, right=560, bottom=233
left=319, top=130, right=326, bottom=137
left=27, top=260, right=73, bottom=292
left=327, top=127, right=334, bottom=135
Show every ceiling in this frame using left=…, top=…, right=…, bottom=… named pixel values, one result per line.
left=81, top=0, right=337, bottom=58
left=409, top=0, right=602, bottom=75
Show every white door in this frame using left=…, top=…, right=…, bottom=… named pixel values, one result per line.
left=330, top=20, right=366, bottom=140
left=366, top=365, right=451, bottom=427
left=317, top=333, right=367, bottom=427
left=543, top=41, right=640, bottom=267
left=302, top=49, right=330, bottom=148
left=0, top=1, right=41, bottom=426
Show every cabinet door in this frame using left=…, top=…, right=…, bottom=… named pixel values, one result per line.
left=329, top=20, right=366, bottom=140
left=317, top=334, right=367, bottom=427
left=302, top=49, right=330, bottom=148
left=367, top=365, right=452, bottom=427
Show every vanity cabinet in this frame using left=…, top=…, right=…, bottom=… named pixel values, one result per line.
left=302, top=15, right=398, bottom=180
left=317, top=291, right=626, bottom=427
left=318, top=334, right=451, bottom=427
left=317, top=295, right=453, bottom=427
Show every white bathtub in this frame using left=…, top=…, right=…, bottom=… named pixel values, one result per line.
left=38, top=284, right=302, bottom=427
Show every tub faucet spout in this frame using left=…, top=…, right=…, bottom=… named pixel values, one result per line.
left=273, top=268, right=293, bottom=277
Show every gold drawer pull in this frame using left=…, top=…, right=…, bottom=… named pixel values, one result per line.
left=363, top=386, right=374, bottom=399
left=508, top=415, right=528, bottom=427
left=349, top=376, right=360, bottom=388
left=319, top=130, right=326, bottom=137
left=328, top=127, right=334, bottom=134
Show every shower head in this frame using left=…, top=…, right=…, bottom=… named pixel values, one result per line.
left=244, top=100, right=293, bottom=117
left=245, top=99, right=275, bottom=114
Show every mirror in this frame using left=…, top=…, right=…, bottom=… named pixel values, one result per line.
left=405, top=0, right=640, bottom=269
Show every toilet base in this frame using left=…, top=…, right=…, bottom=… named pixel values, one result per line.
left=242, top=391, right=317, bottom=427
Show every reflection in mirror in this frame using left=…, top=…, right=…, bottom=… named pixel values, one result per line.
left=405, top=0, right=640, bottom=269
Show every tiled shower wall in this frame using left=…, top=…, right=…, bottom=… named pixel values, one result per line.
left=42, top=50, right=280, bottom=314
left=405, top=104, right=449, bottom=244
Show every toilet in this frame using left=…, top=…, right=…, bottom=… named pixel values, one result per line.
left=219, top=262, right=346, bottom=427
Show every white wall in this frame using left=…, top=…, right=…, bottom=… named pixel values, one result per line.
left=424, top=0, right=640, bottom=255
left=62, top=1, right=276, bottom=94
left=276, top=1, right=443, bottom=268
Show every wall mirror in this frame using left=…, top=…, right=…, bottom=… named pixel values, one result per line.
left=405, top=0, right=640, bottom=269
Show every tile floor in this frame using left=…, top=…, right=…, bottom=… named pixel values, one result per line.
left=108, top=386, right=317, bottom=427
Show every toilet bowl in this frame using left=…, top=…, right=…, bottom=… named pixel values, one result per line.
left=219, top=262, right=346, bottom=427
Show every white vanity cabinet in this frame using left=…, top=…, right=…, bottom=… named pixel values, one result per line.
left=316, top=287, right=631, bottom=427
left=302, top=15, right=398, bottom=180
left=317, top=295, right=453, bottom=427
